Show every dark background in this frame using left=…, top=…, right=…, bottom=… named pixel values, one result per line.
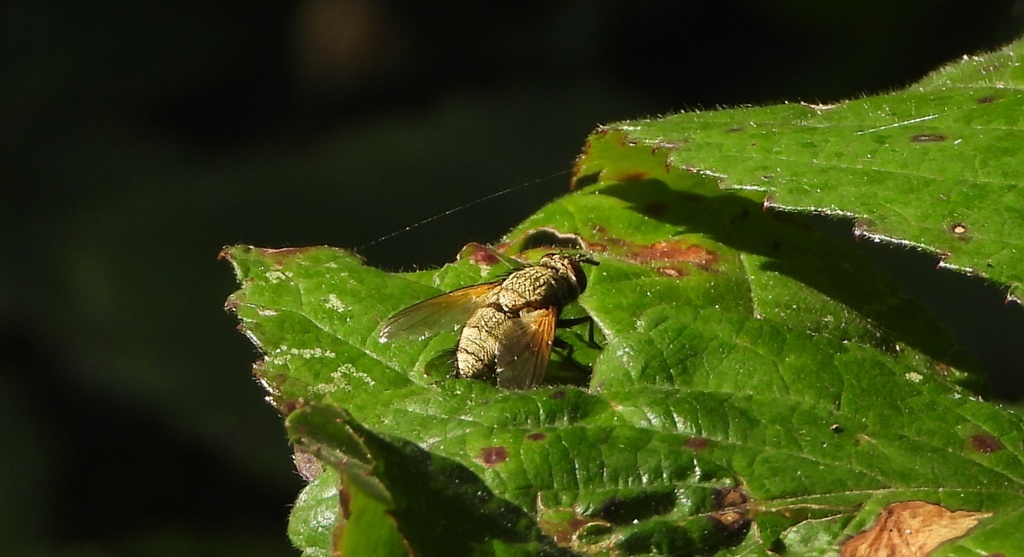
left=3, top=1, right=1024, bottom=555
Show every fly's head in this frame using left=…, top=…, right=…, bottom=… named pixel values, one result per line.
left=538, top=252, right=598, bottom=295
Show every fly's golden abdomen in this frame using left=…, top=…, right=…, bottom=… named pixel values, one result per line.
left=456, top=305, right=513, bottom=380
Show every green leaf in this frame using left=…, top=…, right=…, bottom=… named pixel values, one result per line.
left=287, top=404, right=573, bottom=557
left=286, top=408, right=407, bottom=557
left=288, top=467, right=341, bottom=557
left=225, top=36, right=1024, bottom=557
left=578, top=38, right=1024, bottom=302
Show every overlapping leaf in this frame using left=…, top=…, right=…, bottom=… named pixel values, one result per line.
left=579, top=38, right=1024, bottom=301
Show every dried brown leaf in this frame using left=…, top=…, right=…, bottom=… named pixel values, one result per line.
left=841, top=501, right=991, bottom=557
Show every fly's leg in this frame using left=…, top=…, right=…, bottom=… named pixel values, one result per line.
left=551, top=336, right=592, bottom=379
left=552, top=335, right=576, bottom=359
left=548, top=315, right=602, bottom=384
left=551, top=315, right=600, bottom=380
left=556, top=315, right=599, bottom=348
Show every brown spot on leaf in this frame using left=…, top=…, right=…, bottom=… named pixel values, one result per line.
left=629, top=241, right=719, bottom=272
left=588, top=233, right=722, bottom=274
left=726, top=126, right=744, bottom=133
left=976, top=95, right=997, bottom=104
left=684, top=436, right=712, bottom=451
left=831, top=424, right=845, bottom=434
left=714, top=487, right=749, bottom=509
left=841, top=501, right=990, bottom=557
left=479, top=446, right=509, bottom=466
left=549, top=390, right=566, bottom=400
left=567, top=516, right=591, bottom=531
left=526, top=432, right=547, bottom=442
left=708, top=487, right=753, bottom=535
left=460, top=243, right=501, bottom=267
left=709, top=510, right=750, bottom=533
left=910, top=133, right=947, bottom=143
left=967, top=433, right=1005, bottom=453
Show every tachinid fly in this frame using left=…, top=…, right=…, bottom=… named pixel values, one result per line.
left=378, top=253, right=596, bottom=389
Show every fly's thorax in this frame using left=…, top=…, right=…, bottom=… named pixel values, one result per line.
left=455, top=305, right=513, bottom=379
left=496, top=255, right=584, bottom=312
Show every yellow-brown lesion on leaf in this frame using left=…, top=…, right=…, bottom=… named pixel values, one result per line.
left=841, top=501, right=991, bottom=557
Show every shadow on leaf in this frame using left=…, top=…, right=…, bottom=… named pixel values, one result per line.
left=600, top=178, right=987, bottom=395
left=287, top=403, right=574, bottom=557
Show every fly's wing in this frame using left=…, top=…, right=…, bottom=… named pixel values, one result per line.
left=494, top=307, right=556, bottom=389
left=378, top=282, right=498, bottom=343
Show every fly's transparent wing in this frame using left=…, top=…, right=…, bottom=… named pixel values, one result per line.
left=494, top=307, right=556, bottom=390
left=378, top=282, right=499, bottom=343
